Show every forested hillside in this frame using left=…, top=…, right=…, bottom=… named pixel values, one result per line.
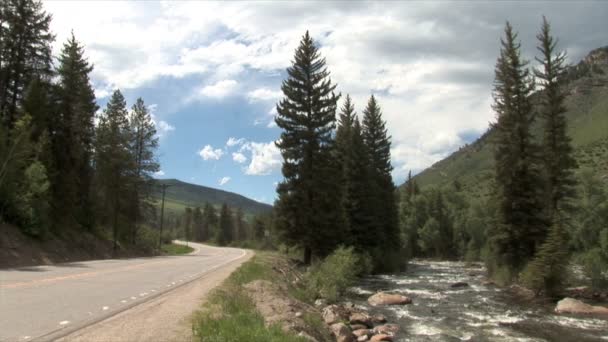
left=152, top=179, right=272, bottom=217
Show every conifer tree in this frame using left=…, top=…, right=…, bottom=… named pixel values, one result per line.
left=217, top=203, right=233, bottom=246
left=201, top=203, right=217, bottom=241
left=535, top=17, right=577, bottom=222
left=52, top=33, right=98, bottom=229
left=183, top=207, right=193, bottom=242
left=522, top=17, right=578, bottom=294
left=274, top=31, right=343, bottom=264
left=361, top=95, right=401, bottom=270
left=490, top=22, right=548, bottom=278
left=95, top=90, right=132, bottom=252
left=0, top=0, right=54, bottom=130
left=233, top=207, right=245, bottom=242
left=192, top=206, right=204, bottom=241
left=128, top=98, right=159, bottom=243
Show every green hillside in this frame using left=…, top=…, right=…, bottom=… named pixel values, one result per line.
left=408, top=46, right=608, bottom=199
left=151, top=178, right=272, bottom=217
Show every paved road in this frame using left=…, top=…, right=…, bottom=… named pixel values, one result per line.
left=0, top=242, right=246, bottom=342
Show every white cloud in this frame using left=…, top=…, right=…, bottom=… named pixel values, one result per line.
left=232, top=152, right=247, bottom=164
left=226, top=137, right=245, bottom=147
left=241, top=141, right=282, bottom=176
left=198, top=145, right=224, bottom=160
left=219, top=176, right=231, bottom=186
left=153, top=170, right=166, bottom=177
left=199, top=79, right=238, bottom=99
left=247, top=88, right=282, bottom=102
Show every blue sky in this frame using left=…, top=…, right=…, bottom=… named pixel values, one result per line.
left=44, top=1, right=608, bottom=204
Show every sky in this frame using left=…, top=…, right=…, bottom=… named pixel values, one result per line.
left=43, top=1, right=608, bottom=204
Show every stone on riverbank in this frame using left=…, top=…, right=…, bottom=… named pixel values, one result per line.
left=330, top=322, right=355, bottom=342
left=367, top=292, right=412, bottom=306
left=555, top=297, right=608, bottom=315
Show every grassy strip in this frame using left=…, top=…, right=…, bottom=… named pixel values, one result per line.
left=161, top=243, right=194, bottom=255
left=192, top=253, right=309, bottom=342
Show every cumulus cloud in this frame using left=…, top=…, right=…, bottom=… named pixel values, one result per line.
left=226, top=137, right=245, bottom=147
left=219, top=176, right=231, bottom=186
left=232, top=152, right=247, bottom=164
left=198, top=145, right=224, bottom=160
left=153, top=170, right=165, bottom=177
left=199, top=79, right=238, bottom=99
left=247, top=87, right=283, bottom=102
left=241, top=141, right=282, bottom=176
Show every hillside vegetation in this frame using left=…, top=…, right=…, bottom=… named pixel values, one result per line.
left=410, top=46, right=608, bottom=198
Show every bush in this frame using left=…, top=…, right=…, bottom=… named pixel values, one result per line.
left=304, top=246, right=371, bottom=303
left=580, top=248, right=608, bottom=288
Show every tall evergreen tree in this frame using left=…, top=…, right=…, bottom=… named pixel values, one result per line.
left=361, top=95, right=401, bottom=270
left=233, top=207, right=245, bottom=242
left=201, top=202, right=217, bottom=241
left=183, top=207, right=193, bottom=242
left=95, top=90, right=132, bottom=252
left=217, top=203, right=233, bottom=246
left=128, top=97, right=159, bottom=243
left=490, top=22, right=548, bottom=278
left=192, top=206, right=204, bottom=241
left=0, top=0, right=54, bottom=130
left=535, top=17, right=577, bottom=222
left=522, top=17, right=578, bottom=294
left=274, top=31, right=343, bottom=264
left=52, top=33, right=98, bottom=229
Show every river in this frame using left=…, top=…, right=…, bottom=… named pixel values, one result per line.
left=348, top=260, right=608, bottom=341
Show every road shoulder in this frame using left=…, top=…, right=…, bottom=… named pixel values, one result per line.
left=57, top=250, right=253, bottom=342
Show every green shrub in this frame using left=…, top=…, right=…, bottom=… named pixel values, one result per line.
left=304, top=246, right=371, bottom=303
left=580, top=248, right=608, bottom=288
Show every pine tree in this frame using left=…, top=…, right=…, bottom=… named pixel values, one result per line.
left=522, top=17, right=578, bottom=294
left=192, top=206, right=204, bottom=241
left=201, top=202, right=217, bottom=241
left=274, top=31, right=343, bottom=264
left=128, top=97, right=159, bottom=243
left=361, top=95, right=402, bottom=270
left=217, top=203, right=233, bottom=246
left=183, top=207, right=193, bottom=242
left=95, top=90, right=132, bottom=252
left=535, top=17, right=578, bottom=222
left=233, top=207, right=245, bottom=242
left=0, top=0, right=54, bottom=130
left=52, top=33, right=98, bottom=229
left=489, top=22, right=548, bottom=279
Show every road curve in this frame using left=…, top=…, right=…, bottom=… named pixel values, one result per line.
left=0, top=242, right=247, bottom=342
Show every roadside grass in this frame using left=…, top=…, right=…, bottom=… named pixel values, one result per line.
left=161, top=243, right=194, bottom=255
left=192, top=253, right=309, bottom=342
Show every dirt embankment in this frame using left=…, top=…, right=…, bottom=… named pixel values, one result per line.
left=0, top=223, right=153, bottom=268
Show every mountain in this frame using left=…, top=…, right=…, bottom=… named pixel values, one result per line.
left=151, top=179, right=273, bottom=216
left=406, top=47, right=608, bottom=198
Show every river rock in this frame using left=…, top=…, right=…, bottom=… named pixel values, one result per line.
left=373, top=324, right=399, bottom=335
left=330, top=323, right=355, bottom=342
left=357, top=335, right=369, bottom=342
left=350, top=324, right=368, bottom=331
left=352, top=329, right=371, bottom=337
left=450, top=282, right=469, bottom=288
left=367, top=292, right=412, bottom=306
left=314, top=298, right=327, bottom=307
left=370, top=334, right=393, bottom=342
left=349, top=312, right=373, bottom=327
left=323, top=305, right=348, bottom=325
left=371, top=314, right=387, bottom=324
left=555, top=297, right=608, bottom=315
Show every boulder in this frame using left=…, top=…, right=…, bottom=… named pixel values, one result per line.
left=373, top=324, right=399, bottom=335
left=323, top=305, right=348, bottom=325
left=370, top=334, right=393, bottom=342
left=352, top=329, right=371, bottom=338
left=350, top=324, right=368, bottom=331
left=357, top=335, right=369, bottom=342
left=371, top=314, right=387, bottom=324
left=314, top=299, right=327, bottom=307
left=368, top=292, right=412, bottom=306
left=330, top=323, right=355, bottom=342
left=450, top=282, right=469, bottom=288
left=349, top=312, right=373, bottom=327
left=555, top=297, right=608, bottom=315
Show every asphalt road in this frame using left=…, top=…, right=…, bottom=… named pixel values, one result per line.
left=0, top=242, right=246, bottom=342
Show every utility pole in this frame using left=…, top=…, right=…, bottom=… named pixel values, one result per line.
left=158, top=184, right=169, bottom=253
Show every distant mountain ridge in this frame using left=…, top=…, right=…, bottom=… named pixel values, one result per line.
left=152, top=178, right=273, bottom=215
left=405, top=46, right=608, bottom=197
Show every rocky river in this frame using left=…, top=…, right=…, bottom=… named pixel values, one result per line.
left=348, top=260, right=608, bottom=341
